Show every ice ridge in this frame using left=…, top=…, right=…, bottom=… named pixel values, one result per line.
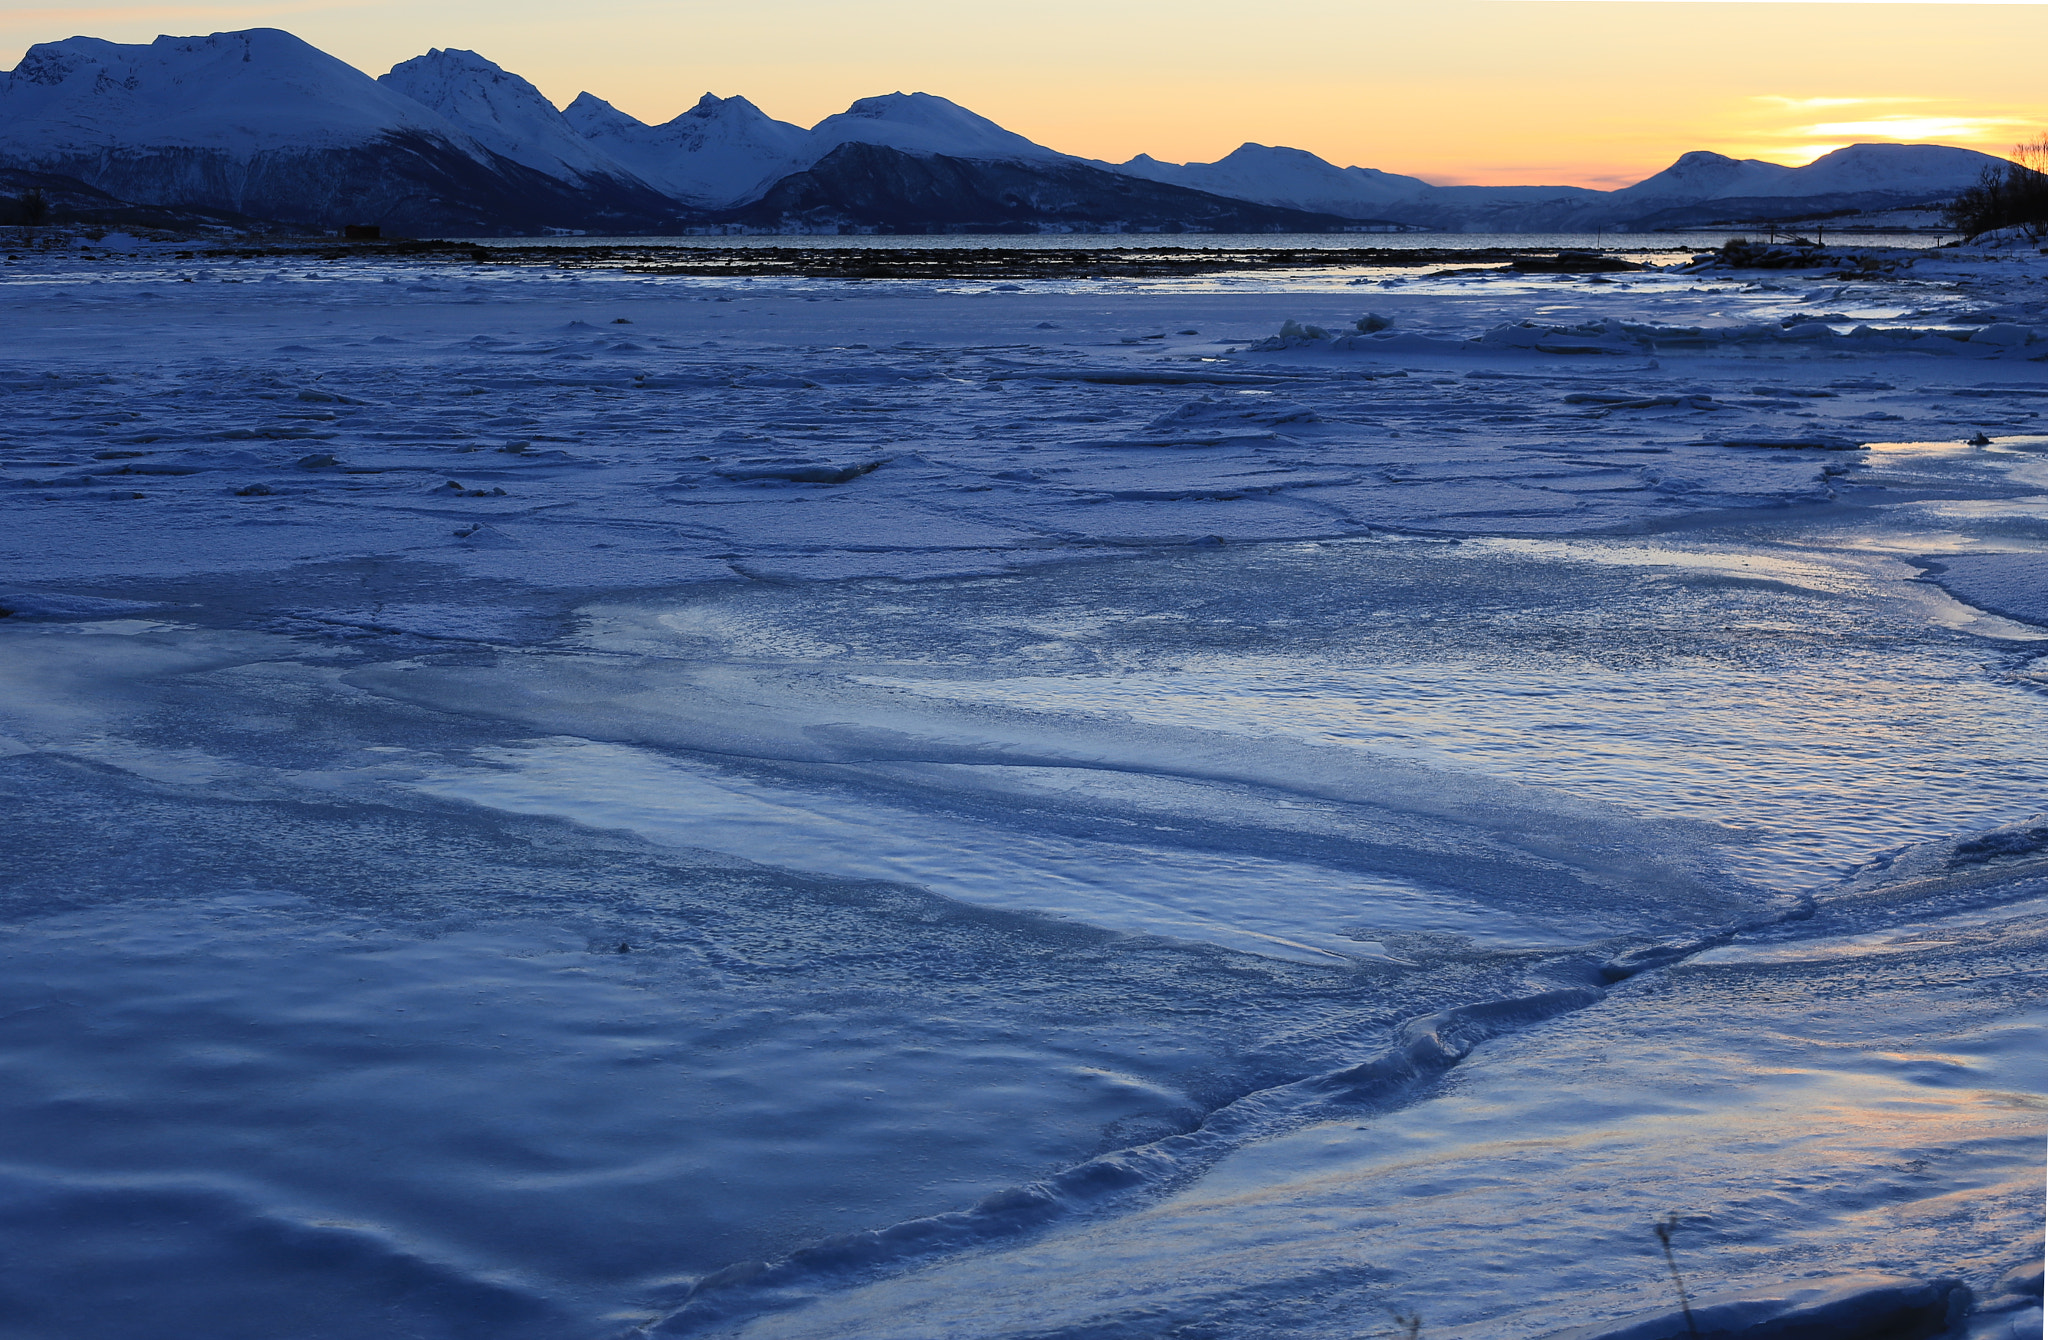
left=647, top=981, right=1610, bottom=1335
left=645, top=873, right=1845, bottom=1337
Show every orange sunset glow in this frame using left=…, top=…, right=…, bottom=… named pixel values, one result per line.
left=5, top=0, right=2043, bottom=186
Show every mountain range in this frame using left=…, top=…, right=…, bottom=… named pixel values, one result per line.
left=0, top=28, right=2013, bottom=235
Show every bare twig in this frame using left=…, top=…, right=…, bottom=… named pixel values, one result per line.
left=1653, top=1214, right=1701, bottom=1340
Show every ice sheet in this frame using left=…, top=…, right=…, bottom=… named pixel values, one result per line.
left=1, top=239, right=2043, bottom=1339
left=704, top=891, right=2044, bottom=1339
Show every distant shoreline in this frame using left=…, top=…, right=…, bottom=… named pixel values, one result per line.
left=149, top=232, right=1948, bottom=279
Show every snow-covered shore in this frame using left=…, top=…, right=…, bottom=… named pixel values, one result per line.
left=1, top=238, right=2043, bottom=1340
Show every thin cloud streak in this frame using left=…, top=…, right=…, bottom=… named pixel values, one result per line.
left=1801, top=114, right=2033, bottom=138
left=1760, top=95, right=1927, bottom=110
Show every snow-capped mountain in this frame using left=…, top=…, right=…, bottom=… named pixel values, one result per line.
left=1617, top=143, right=1999, bottom=203
left=563, top=91, right=810, bottom=207
left=1115, top=144, right=1430, bottom=219
left=1613, top=150, right=1798, bottom=202
left=553, top=88, right=1081, bottom=211
left=0, top=29, right=680, bottom=231
left=1113, top=139, right=2008, bottom=231
left=807, top=92, right=1064, bottom=164
left=554, top=88, right=1062, bottom=210
left=378, top=48, right=642, bottom=187
left=1766, top=142, right=2003, bottom=198
left=0, top=25, right=2016, bottom=234
left=1562, top=142, right=2013, bottom=230
left=1, top=28, right=451, bottom=153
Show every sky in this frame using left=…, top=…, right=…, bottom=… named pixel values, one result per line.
left=2, top=0, right=2044, bottom=185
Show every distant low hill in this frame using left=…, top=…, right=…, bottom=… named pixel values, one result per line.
left=726, top=142, right=1360, bottom=233
left=1124, top=143, right=2008, bottom=232
left=0, top=27, right=2016, bottom=234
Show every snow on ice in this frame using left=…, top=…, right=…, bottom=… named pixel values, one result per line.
left=0, top=235, right=2044, bottom=1340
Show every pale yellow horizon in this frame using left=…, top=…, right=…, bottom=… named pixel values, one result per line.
left=3, top=0, right=2043, bottom=186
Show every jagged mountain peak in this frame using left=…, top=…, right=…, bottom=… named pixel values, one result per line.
left=391, top=47, right=502, bottom=77
left=562, top=91, right=644, bottom=135
left=670, top=91, right=783, bottom=130
left=685, top=92, right=757, bottom=116
left=379, top=47, right=627, bottom=180
left=564, top=85, right=809, bottom=206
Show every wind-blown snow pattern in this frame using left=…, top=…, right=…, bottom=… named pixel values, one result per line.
left=0, top=233, right=2043, bottom=1340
